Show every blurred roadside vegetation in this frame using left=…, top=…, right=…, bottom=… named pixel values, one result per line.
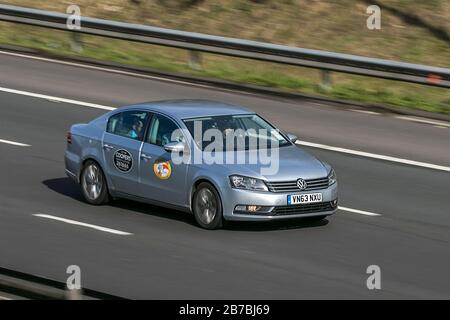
left=0, top=0, right=449, bottom=114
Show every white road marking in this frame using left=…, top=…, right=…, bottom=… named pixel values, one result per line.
left=296, top=141, right=450, bottom=172
left=0, top=86, right=114, bottom=111
left=1, top=84, right=449, bottom=173
left=349, top=109, right=380, bottom=115
left=1, top=49, right=448, bottom=128
left=338, top=206, right=381, bottom=217
left=0, top=50, right=223, bottom=89
left=395, top=116, right=450, bottom=128
left=33, top=214, right=133, bottom=236
left=0, top=296, right=12, bottom=300
left=0, top=138, right=30, bottom=147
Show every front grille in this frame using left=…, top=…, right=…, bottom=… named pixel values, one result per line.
left=272, top=202, right=334, bottom=216
left=266, top=177, right=329, bottom=193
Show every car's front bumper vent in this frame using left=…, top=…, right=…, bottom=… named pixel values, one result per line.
left=266, top=177, right=329, bottom=193
left=272, top=202, right=334, bottom=216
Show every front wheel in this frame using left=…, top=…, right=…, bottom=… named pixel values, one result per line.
left=80, top=160, right=109, bottom=205
left=192, top=182, right=223, bottom=230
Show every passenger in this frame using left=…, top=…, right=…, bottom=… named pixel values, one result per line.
left=128, top=119, right=144, bottom=139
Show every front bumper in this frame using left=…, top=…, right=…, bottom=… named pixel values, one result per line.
left=221, top=182, right=338, bottom=221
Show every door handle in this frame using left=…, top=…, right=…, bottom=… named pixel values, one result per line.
left=140, top=153, right=152, bottom=161
left=103, top=144, right=114, bottom=150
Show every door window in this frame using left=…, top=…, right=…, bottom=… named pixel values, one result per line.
left=107, top=111, right=149, bottom=141
left=146, top=114, right=184, bottom=147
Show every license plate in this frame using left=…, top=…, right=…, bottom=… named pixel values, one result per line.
left=287, top=193, right=322, bottom=205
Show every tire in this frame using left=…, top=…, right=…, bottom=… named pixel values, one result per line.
left=80, top=160, right=110, bottom=205
left=192, top=182, right=223, bottom=230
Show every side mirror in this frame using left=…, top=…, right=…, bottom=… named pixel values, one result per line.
left=164, top=141, right=186, bottom=153
left=286, top=133, right=298, bottom=143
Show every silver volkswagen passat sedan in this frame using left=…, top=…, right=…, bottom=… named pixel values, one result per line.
left=65, top=100, right=338, bottom=229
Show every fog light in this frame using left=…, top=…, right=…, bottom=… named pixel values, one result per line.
left=234, top=205, right=267, bottom=214
left=331, top=199, right=338, bottom=208
left=247, top=205, right=261, bottom=212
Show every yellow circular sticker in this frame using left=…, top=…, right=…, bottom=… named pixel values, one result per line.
left=153, top=160, right=172, bottom=180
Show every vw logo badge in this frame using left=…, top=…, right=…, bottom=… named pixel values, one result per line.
left=297, top=178, right=307, bottom=190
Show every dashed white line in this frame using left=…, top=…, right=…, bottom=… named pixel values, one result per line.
left=33, top=214, right=133, bottom=236
left=395, top=116, right=450, bottom=128
left=0, top=86, right=114, bottom=111
left=0, top=50, right=228, bottom=89
left=296, top=140, right=450, bottom=172
left=338, top=206, right=381, bottom=217
left=349, top=109, right=381, bottom=115
left=0, top=138, right=30, bottom=147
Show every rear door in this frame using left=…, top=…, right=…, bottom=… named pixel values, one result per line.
left=102, top=110, right=150, bottom=195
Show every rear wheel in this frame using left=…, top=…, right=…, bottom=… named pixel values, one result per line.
left=80, top=160, right=109, bottom=205
left=193, top=182, right=223, bottom=230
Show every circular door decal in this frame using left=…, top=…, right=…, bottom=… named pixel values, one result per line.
left=153, top=160, right=172, bottom=180
left=114, top=149, right=133, bottom=172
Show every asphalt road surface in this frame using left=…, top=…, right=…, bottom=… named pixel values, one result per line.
left=0, top=50, right=449, bottom=299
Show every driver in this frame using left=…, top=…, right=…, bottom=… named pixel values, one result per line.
left=219, top=118, right=238, bottom=137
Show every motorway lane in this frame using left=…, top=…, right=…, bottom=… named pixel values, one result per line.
left=0, top=51, right=450, bottom=166
left=0, top=92, right=450, bottom=298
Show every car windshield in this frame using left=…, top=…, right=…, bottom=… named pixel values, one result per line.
left=183, top=114, right=291, bottom=151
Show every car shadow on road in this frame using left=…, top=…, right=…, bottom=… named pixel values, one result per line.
left=42, top=177, right=85, bottom=202
left=43, top=177, right=329, bottom=232
left=42, top=177, right=197, bottom=227
left=224, top=218, right=328, bottom=232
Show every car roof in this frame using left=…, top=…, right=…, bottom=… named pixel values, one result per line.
left=118, top=99, right=254, bottom=119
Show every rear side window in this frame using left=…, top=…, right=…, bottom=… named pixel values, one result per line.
left=107, top=111, right=149, bottom=141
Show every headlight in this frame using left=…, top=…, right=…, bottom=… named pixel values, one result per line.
left=229, top=175, right=268, bottom=191
left=328, top=168, right=337, bottom=186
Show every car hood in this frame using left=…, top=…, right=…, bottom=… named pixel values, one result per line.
left=204, top=145, right=329, bottom=181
